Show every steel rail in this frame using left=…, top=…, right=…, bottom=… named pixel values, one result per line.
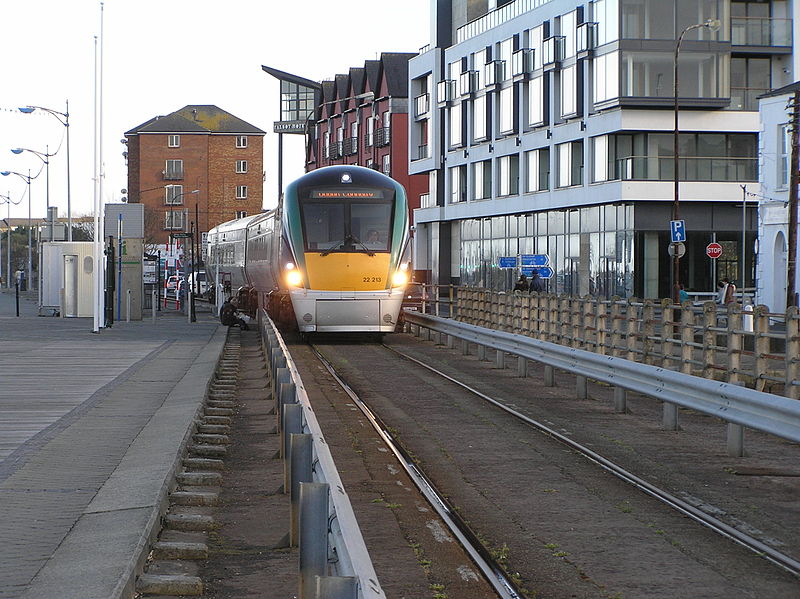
left=384, top=343, right=800, bottom=578
left=311, top=346, right=523, bottom=599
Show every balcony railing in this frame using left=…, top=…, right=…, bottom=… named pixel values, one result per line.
left=729, top=87, right=770, bottom=112
left=456, top=0, right=557, bottom=43
left=420, top=192, right=432, bottom=207
left=616, top=156, right=758, bottom=182
left=415, top=93, right=430, bottom=117
left=416, top=144, right=430, bottom=160
left=731, top=17, right=792, bottom=47
left=375, top=127, right=390, bottom=147
left=163, top=170, right=184, bottom=181
left=343, top=137, right=358, bottom=156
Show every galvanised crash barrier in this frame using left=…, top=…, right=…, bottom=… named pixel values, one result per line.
left=259, top=310, right=386, bottom=599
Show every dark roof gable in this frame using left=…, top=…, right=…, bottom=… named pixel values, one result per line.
left=126, top=105, right=265, bottom=135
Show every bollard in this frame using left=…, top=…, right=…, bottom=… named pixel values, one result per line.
left=152, top=289, right=157, bottom=323
left=614, top=387, right=627, bottom=413
left=576, top=375, right=588, bottom=399
left=299, top=482, right=329, bottom=599
left=290, top=433, right=314, bottom=546
left=126, top=289, right=131, bottom=323
left=282, top=403, right=303, bottom=486
left=517, top=356, right=528, bottom=377
left=314, top=576, right=358, bottom=599
left=544, top=364, right=555, bottom=387
left=187, top=291, right=192, bottom=324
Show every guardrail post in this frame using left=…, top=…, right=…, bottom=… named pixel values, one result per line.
left=462, top=338, right=470, bottom=355
left=274, top=367, right=292, bottom=416
left=576, top=375, right=588, bottom=399
left=517, top=355, right=528, bottom=377
left=299, top=482, right=329, bottom=599
left=614, top=387, right=627, bottom=413
left=786, top=306, right=799, bottom=399
left=277, top=381, right=296, bottom=424
left=290, top=433, right=313, bottom=546
left=447, top=333, right=456, bottom=349
left=544, top=365, right=555, bottom=387
left=478, top=343, right=487, bottom=361
left=313, top=576, right=358, bottom=599
left=495, top=348, right=505, bottom=369
left=282, top=403, right=302, bottom=473
left=727, top=422, right=745, bottom=458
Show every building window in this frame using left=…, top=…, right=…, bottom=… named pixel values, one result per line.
left=525, top=149, right=550, bottom=192
left=366, top=117, right=375, bottom=147
left=165, top=210, right=184, bottom=230
left=236, top=160, right=248, bottom=173
left=473, top=95, right=488, bottom=141
left=593, top=52, right=619, bottom=104
left=561, top=10, right=577, bottom=59
left=499, top=86, right=515, bottom=134
left=450, top=103, right=463, bottom=147
left=323, top=131, right=331, bottom=158
left=620, top=50, right=727, bottom=99
left=730, top=57, right=771, bottom=111
left=472, top=160, right=492, bottom=199
left=592, top=135, right=610, bottom=182
left=236, top=185, right=248, bottom=199
left=560, top=65, right=577, bottom=117
left=236, top=135, right=248, bottom=148
left=527, top=77, right=544, bottom=126
left=473, top=48, right=487, bottom=87
left=383, top=111, right=391, bottom=132
left=168, top=135, right=180, bottom=148
left=557, top=140, right=583, bottom=187
left=235, top=210, right=248, bottom=219
left=382, top=154, right=390, bottom=176
left=527, top=25, right=544, bottom=70
left=165, top=184, right=183, bottom=205
left=594, top=0, right=620, bottom=46
left=778, top=124, right=791, bottom=189
left=450, top=165, right=466, bottom=203
left=164, top=159, right=183, bottom=180
left=498, top=154, right=520, bottom=196
left=498, top=37, right=514, bottom=82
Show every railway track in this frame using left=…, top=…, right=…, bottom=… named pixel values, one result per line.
left=308, top=333, right=800, bottom=599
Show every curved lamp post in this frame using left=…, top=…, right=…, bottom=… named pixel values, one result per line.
left=0, top=192, right=20, bottom=289
left=673, top=18, right=721, bottom=302
left=1, top=170, right=38, bottom=290
left=12, top=147, right=55, bottom=241
left=19, top=103, right=72, bottom=241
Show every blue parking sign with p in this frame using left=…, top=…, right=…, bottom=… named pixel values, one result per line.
left=670, top=220, right=686, bottom=243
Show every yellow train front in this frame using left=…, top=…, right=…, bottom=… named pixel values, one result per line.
left=281, top=165, right=411, bottom=333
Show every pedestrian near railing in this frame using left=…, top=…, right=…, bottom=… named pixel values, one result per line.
left=405, top=285, right=800, bottom=399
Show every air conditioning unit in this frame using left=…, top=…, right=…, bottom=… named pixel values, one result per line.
left=512, top=49, right=534, bottom=76
left=459, top=70, right=479, bottom=96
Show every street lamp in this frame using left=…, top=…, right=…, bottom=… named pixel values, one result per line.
left=0, top=192, right=20, bottom=289
left=19, top=103, right=72, bottom=241
left=0, top=170, right=38, bottom=291
left=673, top=18, right=721, bottom=302
left=12, top=147, right=55, bottom=241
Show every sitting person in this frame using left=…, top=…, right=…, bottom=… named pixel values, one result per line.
left=219, top=298, right=249, bottom=330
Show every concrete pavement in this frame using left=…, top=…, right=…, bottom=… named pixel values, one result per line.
left=0, top=289, right=226, bottom=598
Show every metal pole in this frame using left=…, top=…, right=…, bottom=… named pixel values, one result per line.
left=741, top=185, right=747, bottom=295
left=6, top=201, right=10, bottom=290
left=190, top=221, right=196, bottom=322
left=672, top=31, right=683, bottom=304
left=786, top=90, right=800, bottom=309
left=65, top=100, right=72, bottom=242
left=278, top=132, right=284, bottom=202
left=26, top=170, right=32, bottom=292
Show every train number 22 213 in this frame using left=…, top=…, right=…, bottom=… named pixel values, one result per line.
left=363, top=276, right=382, bottom=283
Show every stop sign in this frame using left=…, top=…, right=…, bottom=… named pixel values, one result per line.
left=706, top=242, right=723, bottom=259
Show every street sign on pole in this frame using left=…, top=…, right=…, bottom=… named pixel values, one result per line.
left=706, top=242, right=723, bottom=259
left=522, top=266, right=554, bottom=279
left=498, top=256, right=518, bottom=268
left=670, top=220, right=686, bottom=243
left=521, top=254, right=550, bottom=267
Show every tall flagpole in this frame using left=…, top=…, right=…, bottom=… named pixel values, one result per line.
left=93, top=31, right=101, bottom=332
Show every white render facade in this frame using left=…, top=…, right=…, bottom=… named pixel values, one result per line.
left=408, top=0, right=796, bottom=298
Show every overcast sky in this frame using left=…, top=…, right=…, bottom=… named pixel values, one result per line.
left=0, top=0, right=431, bottom=221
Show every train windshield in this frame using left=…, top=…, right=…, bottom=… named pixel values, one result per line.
left=300, top=188, right=394, bottom=253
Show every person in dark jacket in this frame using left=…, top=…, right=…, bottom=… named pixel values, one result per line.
left=219, top=299, right=249, bottom=330
left=529, top=271, right=545, bottom=293
left=513, top=274, right=529, bottom=292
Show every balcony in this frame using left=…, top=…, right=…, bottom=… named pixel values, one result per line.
left=325, top=142, right=343, bottom=160
left=415, top=93, right=430, bottom=117
left=163, top=170, right=184, bottom=181
left=456, top=0, right=555, bottom=44
left=375, top=127, right=390, bottom=147
left=729, top=87, right=770, bottom=112
left=343, top=137, right=358, bottom=156
left=731, top=17, right=792, bottom=48
left=616, top=156, right=758, bottom=182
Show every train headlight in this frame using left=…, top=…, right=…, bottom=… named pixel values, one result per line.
left=391, top=270, right=408, bottom=287
left=286, top=269, right=303, bottom=287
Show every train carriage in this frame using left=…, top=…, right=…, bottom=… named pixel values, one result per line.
left=207, top=165, right=411, bottom=334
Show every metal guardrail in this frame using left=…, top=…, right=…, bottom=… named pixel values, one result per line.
left=402, top=311, right=800, bottom=455
left=260, top=311, right=386, bottom=599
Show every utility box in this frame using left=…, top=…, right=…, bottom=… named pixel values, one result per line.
left=105, top=203, right=145, bottom=321
left=40, top=242, right=95, bottom=317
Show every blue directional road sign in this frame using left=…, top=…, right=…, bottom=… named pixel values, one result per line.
left=498, top=256, right=518, bottom=268
left=521, top=254, right=550, bottom=267
left=670, top=220, right=686, bottom=243
left=522, top=266, right=554, bottom=279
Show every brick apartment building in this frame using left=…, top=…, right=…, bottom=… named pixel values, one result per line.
left=125, top=105, right=266, bottom=248
left=306, top=53, right=428, bottom=221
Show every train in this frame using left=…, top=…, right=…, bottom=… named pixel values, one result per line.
left=206, top=165, right=411, bottom=334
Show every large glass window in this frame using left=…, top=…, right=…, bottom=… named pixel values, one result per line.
left=473, top=95, right=488, bottom=141
left=593, top=0, right=619, bottom=46
left=557, top=141, right=583, bottom=187
left=527, top=76, right=544, bottom=126
left=527, top=25, right=544, bottom=70
left=620, top=51, right=728, bottom=99
left=498, top=154, right=520, bottom=196
left=593, top=52, right=619, bottom=104
left=499, top=85, right=515, bottom=134
left=620, top=0, right=723, bottom=41
left=499, top=37, right=514, bottom=81
left=450, top=165, right=466, bottom=203
left=300, top=193, right=393, bottom=252
left=560, top=65, right=577, bottom=117
left=450, top=103, right=463, bottom=147
left=778, top=124, right=791, bottom=189
left=592, top=135, right=611, bottom=182
left=473, top=160, right=492, bottom=199
left=474, top=49, right=487, bottom=87
left=525, top=148, right=550, bottom=192
left=561, top=10, right=577, bottom=59
left=730, top=57, right=771, bottom=111
left=280, top=80, right=316, bottom=122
